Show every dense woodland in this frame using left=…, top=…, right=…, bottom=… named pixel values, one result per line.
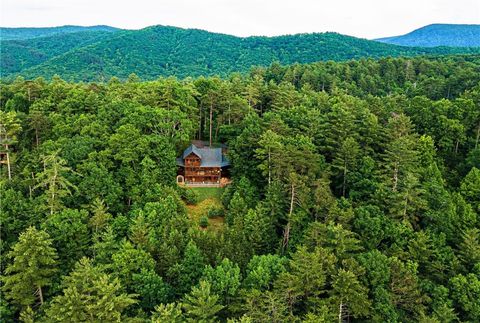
left=1, top=55, right=480, bottom=322
left=2, top=25, right=480, bottom=81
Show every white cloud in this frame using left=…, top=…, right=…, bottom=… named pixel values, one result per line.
left=1, top=0, right=479, bottom=39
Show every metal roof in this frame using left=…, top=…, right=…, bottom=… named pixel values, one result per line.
left=182, top=144, right=202, bottom=159
left=178, top=144, right=230, bottom=168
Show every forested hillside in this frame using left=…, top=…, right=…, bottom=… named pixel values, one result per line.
left=1, top=55, right=480, bottom=322
left=0, top=25, right=119, bottom=40
left=376, top=24, right=480, bottom=47
left=2, top=25, right=480, bottom=81
left=1, top=31, right=117, bottom=76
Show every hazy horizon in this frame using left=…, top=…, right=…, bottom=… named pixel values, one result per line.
left=1, top=0, right=479, bottom=39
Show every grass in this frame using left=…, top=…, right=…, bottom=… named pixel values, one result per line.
left=186, top=187, right=225, bottom=232
left=191, top=187, right=224, bottom=202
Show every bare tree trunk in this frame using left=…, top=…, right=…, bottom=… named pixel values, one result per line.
left=29, top=172, right=35, bottom=199
left=288, top=183, right=295, bottom=217
left=6, top=150, right=11, bottom=181
left=198, top=107, right=202, bottom=140
left=392, top=162, right=399, bottom=192
left=403, top=195, right=409, bottom=221
left=50, top=166, right=57, bottom=215
left=209, top=103, right=213, bottom=147
left=338, top=301, right=343, bottom=323
left=38, top=286, right=44, bottom=305
left=476, top=122, right=480, bottom=149
left=228, top=102, right=231, bottom=125
left=268, top=148, right=271, bottom=186
left=215, top=118, right=220, bottom=142
left=338, top=301, right=349, bottom=323
left=35, top=128, right=40, bottom=148
left=282, top=222, right=290, bottom=254
left=282, top=183, right=295, bottom=253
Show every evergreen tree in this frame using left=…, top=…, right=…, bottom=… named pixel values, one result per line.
left=243, top=254, right=288, bottom=291
left=0, top=110, right=22, bottom=181
left=244, top=289, right=291, bottom=323
left=332, top=136, right=360, bottom=197
left=89, top=198, right=112, bottom=233
left=457, top=228, right=480, bottom=271
left=182, top=280, right=224, bottom=323
left=383, top=113, right=418, bottom=193
left=34, top=150, right=77, bottom=215
left=460, top=167, right=480, bottom=212
left=449, top=268, right=480, bottom=321
left=255, top=130, right=283, bottom=186
left=42, top=208, right=90, bottom=271
left=2, top=227, right=58, bottom=308
left=330, top=269, right=371, bottom=321
left=275, top=246, right=336, bottom=312
left=45, top=257, right=137, bottom=322
left=168, top=240, right=206, bottom=296
left=202, top=258, right=241, bottom=304
left=151, top=303, right=184, bottom=323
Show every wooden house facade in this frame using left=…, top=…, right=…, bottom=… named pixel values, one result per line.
left=177, top=143, right=230, bottom=184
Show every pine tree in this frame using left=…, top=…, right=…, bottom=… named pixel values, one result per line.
left=332, top=137, right=360, bottom=197
left=330, top=269, right=371, bottom=321
left=460, top=167, right=480, bottom=212
left=182, top=280, right=224, bottom=323
left=458, top=228, right=480, bottom=271
left=0, top=110, right=22, bottom=181
left=275, top=246, right=336, bottom=312
left=255, top=130, right=283, bottom=186
left=168, top=240, right=206, bottom=296
left=244, top=289, right=290, bottom=323
left=34, top=150, right=77, bottom=215
left=152, top=303, right=184, bottom=323
left=383, top=113, right=418, bottom=193
left=202, top=258, right=241, bottom=304
left=45, top=257, right=136, bottom=322
left=89, top=198, right=111, bottom=233
left=19, top=306, right=35, bottom=323
left=2, top=227, right=58, bottom=307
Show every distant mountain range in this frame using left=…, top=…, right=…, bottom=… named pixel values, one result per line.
left=376, top=24, right=480, bottom=47
left=0, top=25, right=119, bottom=40
left=1, top=24, right=479, bottom=81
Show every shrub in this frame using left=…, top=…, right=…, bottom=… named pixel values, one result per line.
left=199, top=216, right=209, bottom=228
left=206, top=205, right=224, bottom=218
left=181, top=188, right=199, bottom=205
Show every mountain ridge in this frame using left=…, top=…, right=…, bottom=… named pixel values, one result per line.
left=0, top=25, right=119, bottom=40
left=376, top=23, right=480, bottom=47
left=2, top=24, right=480, bottom=81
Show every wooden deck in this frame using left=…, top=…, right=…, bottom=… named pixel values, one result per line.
left=178, top=178, right=231, bottom=188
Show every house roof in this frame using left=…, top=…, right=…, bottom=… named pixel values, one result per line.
left=182, top=144, right=202, bottom=159
left=177, top=144, right=230, bottom=168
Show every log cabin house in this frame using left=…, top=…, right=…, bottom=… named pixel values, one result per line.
left=176, top=142, right=230, bottom=185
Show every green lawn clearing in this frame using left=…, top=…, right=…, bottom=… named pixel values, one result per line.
left=191, top=187, right=224, bottom=202
left=185, top=187, right=225, bottom=231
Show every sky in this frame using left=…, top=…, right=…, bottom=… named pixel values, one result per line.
left=1, top=0, right=479, bottom=39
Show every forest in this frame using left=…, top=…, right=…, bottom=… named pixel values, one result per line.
left=3, top=25, right=480, bottom=81
left=1, top=54, right=480, bottom=322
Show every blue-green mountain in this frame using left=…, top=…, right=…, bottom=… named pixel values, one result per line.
left=376, top=24, right=480, bottom=47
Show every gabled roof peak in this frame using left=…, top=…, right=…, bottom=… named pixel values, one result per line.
left=182, top=144, right=202, bottom=159
left=179, top=143, right=230, bottom=168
